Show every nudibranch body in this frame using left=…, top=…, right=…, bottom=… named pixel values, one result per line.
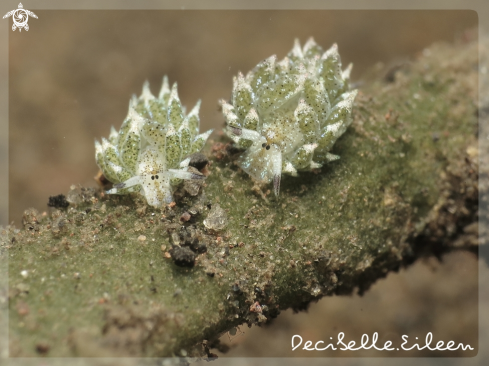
left=221, top=38, right=358, bottom=196
left=95, top=77, right=213, bottom=207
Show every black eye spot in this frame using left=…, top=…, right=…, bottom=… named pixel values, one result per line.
left=262, top=143, right=267, bottom=148
left=155, top=175, right=159, bottom=179
left=151, top=176, right=154, bottom=180
left=266, top=145, right=270, bottom=150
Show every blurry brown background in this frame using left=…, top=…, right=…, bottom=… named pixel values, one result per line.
left=8, top=10, right=485, bottom=360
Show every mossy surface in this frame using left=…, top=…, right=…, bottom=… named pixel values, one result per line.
left=2, top=39, right=479, bottom=358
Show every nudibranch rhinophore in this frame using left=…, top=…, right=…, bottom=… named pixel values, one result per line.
left=220, top=38, right=358, bottom=196
left=95, top=77, right=213, bottom=207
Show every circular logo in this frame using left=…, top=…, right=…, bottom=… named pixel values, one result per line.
left=12, top=9, right=28, bottom=29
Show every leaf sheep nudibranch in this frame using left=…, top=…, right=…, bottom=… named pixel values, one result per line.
left=95, top=77, right=213, bottom=207
left=220, top=38, right=358, bottom=196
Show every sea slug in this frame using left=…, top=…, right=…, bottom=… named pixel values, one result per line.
left=95, top=77, right=213, bottom=207
left=220, top=38, right=357, bottom=195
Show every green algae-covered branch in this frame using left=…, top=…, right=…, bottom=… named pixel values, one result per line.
left=1, top=38, right=479, bottom=358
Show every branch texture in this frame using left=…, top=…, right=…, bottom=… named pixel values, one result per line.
left=2, top=37, right=479, bottom=358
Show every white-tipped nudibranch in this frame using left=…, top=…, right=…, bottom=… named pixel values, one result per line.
left=221, top=38, right=357, bottom=196
left=95, top=77, right=213, bottom=207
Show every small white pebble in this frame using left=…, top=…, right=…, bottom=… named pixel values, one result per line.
left=20, top=270, right=28, bottom=278
left=204, top=204, right=228, bottom=231
left=138, top=235, right=147, bottom=242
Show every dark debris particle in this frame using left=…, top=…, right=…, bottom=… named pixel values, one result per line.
left=48, top=194, right=70, bottom=209
left=169, top=246, right=196, bottom=267
left=206, top=271, right=215, bottom=277
left=208, top=338, right=229, bottom=354
left=225, top=143, right=243, bottom=156
left=35, top=342, right=50, bottom=355
left=232, top=284, right=241, bottom=294
left=178, top=226, right=207, bottom=253
left=195, top=243, right=207, bottom=254
left=384, top=62, right=409, bottom=83
left=94, top=170, right=111, bottom=188
left=205, top=352, right=218, bottom=361
left=182, top=238, right=207, bottom=254
left=267, top=306, right=281, bottom=319
left=203, top=340, right=219, bottom=361
left=189, top=152, right=209, bottom=171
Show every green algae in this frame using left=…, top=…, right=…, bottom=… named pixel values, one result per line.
left=2, top=39, right=479, bottom=358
